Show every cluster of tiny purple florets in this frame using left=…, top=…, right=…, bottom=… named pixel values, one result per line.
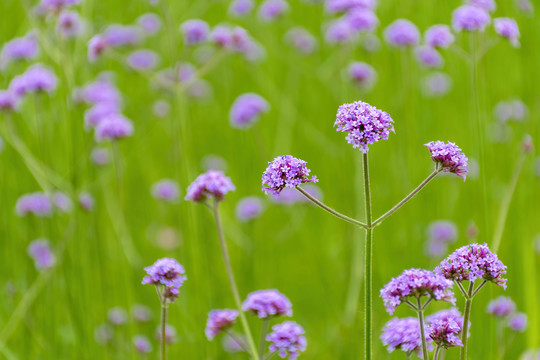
left=266, top=321, right=307, bottom=360
left=262, top=155, right=318, bottom=196
left=435, top=243, right=507, bottom=288
left=427, top=318, right=463, bottom=349
left=425, top=141, right=468, bottom=179
left=380, top=268, right=455, bottom=314
left=335, top=100, right=394, bottom=153
left=381, top=317, right=430, bottom=356
left=185, top=170, right=236, bottom=203
left=486, top=296, right=515, bottom=318
left=205, top=309, right=239, bottom=340
left=242, top=289, right=293, bottom=318
left=142, top=258, right=187, bottom=303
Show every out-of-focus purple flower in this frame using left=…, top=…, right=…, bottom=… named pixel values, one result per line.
left=494, top=100, right=528, bottom=123
left=284, top=27, right=317, bottom=55
left=435, top=243, right=507, bottom=288
left=516, top=0, right=534, bottom=14
left=79, top=76, right=122, bottom=107
left=223, top=333, right=247, bottom=353
left=346, top=61, right=376, bottom=89
left=90, top=147, right=110, bottom=166
left=325, top=19, right=356, bottom=45
left=205, top=309, right=239, bottom=340
left=381, top=317, right=429, bottom=357
left=103, top=25, right=141, bottom=47
left=258, top=0, right=290, bottom=22
left=384, top=19, right=420, bottom=47
left=39, top=0, right=80, bottom=12
left=185, top=170, right=235, bottom=203
left=1, top=32, right=39, bottom=68
left=346, top=8, right=378, bottom=32
left=211, top=25, right=234, bottom=48
left=142, top=258, right=187, bottom=303
left=335, top=100, right=394, bottom=153
left=508, top=313, right=528, bottom=332
left=151, top=179, right=180, bottom=203
left=426, top=220, right=458, bottom=258
left=132, top=304, right=152, bottom=322
left=267, top=321, right=307, bottom=359
left=229, top=0, right=254, bottom=17
left=107, top=307, right=128, bottom=326
left=494, top=18, right=520, bottom=47
left=188, top=78, right=213, bottom=99
left=415, top=46, right=443, bottom=68
left=28, top=239, right=55, bottom=270
left=520, top=348, right=540, bottom=360
left=487, top=296, right=516, bottom=318
left=325, top=0, right=376, bottom=14
left=262, top=155, right=318, bottom=196
left=84, top=102, right=120, bottom=130
left=94, top=324, right=113, bottom=345
left=16, top=192, right=53, bottom=217
left=16, top=64, right=58, bottom=94
left=88, top=35, right=108, bottom=62
left=94, top=114, right=134, bottom=142
left=452, top=5, right=490, bottom=32
left=78, top=192, right=95, bottom=211
left=467, top=0, right=496, bottom=12
left=242, top=289, right=293, bottom=318
left=0, top=90, right=20, bottom=111
left=236, top=196, right=265, bottom=222
left=137, top=13, right=162, bottom=36
left=52, top=191, right=72, bottom=213
left=156, top=324, right=178, bottom=344
left=153, top=100, right=170, bottom=118
left=202, top=154, right=228, bottom=172
left=426, top=308, right=465, bottom=330
left=421, top=72, right=452, bottom=98
left=133, top=335, right=152, bottom=354
left=180, top=19, right=210, bottom=45
left=380, top=268, right=455, bottom=315
left=127, top=49, right=159, bottom=71
left=425, top=25, right=455, bottom=48
left=427, top=318, right=463, bottom=348
left=56, top=10, right=82, bottom=38
left=229, top=93, right=269, bottom=129
left=425, top=141, right=468, bottom=179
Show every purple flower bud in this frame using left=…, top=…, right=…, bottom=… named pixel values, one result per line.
left=452, top=5, right=491, bottom=32
left=142, top=258, right=187, bottom=303
left=1, top=32, right=39, bottom=68
left=205, top=309, right=239, bottom=340
left=384, top=19, right=420, bottom=47
left=425, top=25, right=455, bottom=49
left=284, top=27, right=317, bottom=55
left=266, top=321, right=307, bottom=359
left=21, top=64, right=58, bottom=94
left=90, top=147, right=110, bottom=166
left=347, top=61, right=376, bottom=89
left=236, top=196, right=265, bottom=222
left=56, top=10, right=83, bottom=38
left=421, top=72, right=452, bottom=98
left=258, top=0, right=290, bottom=22
left=84, top=102, right=120, bottom=130
left=28, top=239, right=55, bottom=270
left=229, top=0, right=254, bottom=17
left=180, top=19, right=210, bottom=45
left=415, top=46, right=444, bottom=68
left=155, top=324, right=178, bottom=344
left=16, top=192, right=53, bottom=217
left=107, top=307, right=128, bottom=326
left=494, top=18, right=520, bottom=47
left=151, top=179, right=180, bottom=203
left=229, top=93, right=270, bottom=129
left=78, top=192, right=94, bottom=211
left=345, top=8, right=379, bottom=32
left=325, top=19, right=355, bottom=45
left=131, top=304, right=152, bottom=322
left=467, top=0, right=496, bottom=12
left=103, top=25, right=141, bottom=47
left=127, top=49, right=159, bottom=71
left=243, top=289, right=293, bottom=318
left=79, top=76, right=122, bottom=107
left=0, top=90, right=20, bottom=112
left=262, top=155, right=318, bottom=196
left=185, top=170, right=235, bottom=203
left=137, top=13, right=162, bottom=36
left=88, top=35, right=108, bottom=62
left=425, top=141, right=468, bottom=179
left=381, top=317, right=431, bottom=356
left=508, top=312, right=528, bottom=332
left=487, top=296, right=516, bottom=318
left=133, top=335, right=152, bottom=353
left=94, top=114, right=134, bottom=142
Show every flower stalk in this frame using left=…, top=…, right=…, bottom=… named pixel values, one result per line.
left=363, top=153, right=374, bottom=359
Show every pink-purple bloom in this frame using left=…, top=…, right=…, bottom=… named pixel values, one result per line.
left=427, top=318, right=463, bottom=348
left=103, top=25, right=141, bottom=47
left=156, top=324, right=178, bottom=344
left=421, top=72, right=452, bottom=98
left=127, top=49, right=159, bottom=71
left=262, top=155, right=318, bottom=196
left=425, top=141, right=468, bottom=179
left=94, top=114, right=134, bottom=142
left=78, top=77, right=122, bottom=107
left=52, top=191, right=73, bottom=213
left=151, top=179, right=180, bottom=203
left=325, top=0, right=376, bottom=13
left=84, top=102, right=120, bottom=130
left=27, top=239, right=56, bottom=270
left=88, top=35, right=108, bottom=62
left=380, top=269, right=455, bottom=315
left=56, top=10, right=82, bottom=38
left=242, top=289, right=293, bottom=318
left=236, top=196, right=265, bottom=222
left=325, top=19, right=355, bottom=45
left=90, top=147, right=110, bottom=166
left=487, top=296, right=516, bottom=318
left=415, top=46, right=443, bottom=68
left=335, top=100, right=394, bottom=153
left=185, top=170, right=235, bottom=203
left=0, top=90, right=19, bottom=111
left=381, top=317, right=430, bottom=356
left=426, top=220, right=458, bottom=258
left=347, top=61, right=376, bottom=89
left=494, top=18, right=520, bottom=47
left=16, top=192, right=53, bottom=217
left=180, top=19, right=210, bottom=45
left=142, top=257, right=187, bottom=303
left=345, top=8, right=378, bottom=32
left=39, top=0, right=80, bottom=12
left=205, top=309, right=239, bottom=340
left=137, top=13, right=162, bottom=35
left=425, top=25, right=455, bottom=48
left=508, top=313, right=528, bottom=332
left=78, top=192, right=95, bottom=211
left=229, top=93, right=270, bottom=129
left=1, top=32, right=39, bottom=68
left=284, top=27, right=317, bottom=55
left=452, top=5, right=491, bottom=32
left=258, top=0, right=290, bottom=21
left=384, top=19, right=420, bottom=47
left=13, top=64, right=58, bottom=95
left=229, top=0, right=254, bottom=17
left=133, top=335, right=152, bottom=353
left=132, top=304, right=152, bottom=322
left=107, top=307, right=128, bottom=326
left=467, top=0, right=496, bottom=12
left=266, top=321, right=307, bottom=359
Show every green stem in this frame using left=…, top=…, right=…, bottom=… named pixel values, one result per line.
left=416, top=298, right=429, bottom=360
left=363, top=153, right=373, bottom=360
left=460, top=282, right=475, bottom=360
left=433, top=346, right=441, bottom=360
left=259, top=318, right=270, bottom=359
left=212, top=201, right=259, bottom=360
left=161, top=304, right=167, bottom=360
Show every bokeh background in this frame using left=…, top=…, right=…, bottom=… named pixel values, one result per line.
left=0, top=0, right=539, bottom=359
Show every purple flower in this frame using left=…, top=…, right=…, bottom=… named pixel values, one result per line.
left=426, top=220, right=458, bottom=258
left=325, top=0, right=376, bottom=14
left=258, top=0, right=290, bottom=22
left=185, top=170, right=235, bottom=203
left=467, top=0, right=496, bottom=12
left=435, top=243, right=507, bottom=288
left=229, top=93, right=270, bottom=129
left=27, top=239, right=55, bottom=270
left=142, top=258, right=187, bottom=303
left=90, top=147, right=110, bottom=166
left=425, top=25, right=455, bottom=48
left=242, top=289, right=293, bottom=318
left=262, top=155, right=318, bottom=196
left=380, top=268, right=455, bottom=315
left=94, top=114, right=134, bottom=142
left=131, top=304, right=152, bottom=322
left=103, top=25, right=141, bottom=47
left=0, top=90, right=20, bottom=112
left=84, top=102, right=120, bottom=130
left=415, top=46, right=443, bottom=68
left=345, top=8, right=379, bottom=32
left=325, top=19, right=355, bottom=45
left=79, top=192, right=95, bottom=211
left=452, top=5, right=490, bottom=32
left=494, top=100, right=528, bottom=122
left=180, top=19, right=210, bottom=45
left=347, top=61, right=376, bottom=88
left=266, top=321, right=307, bottom=359
left=211, top=25, right=234, bottom=48
left=229, top=0, right=254, bottom=17
left=236, top=196, right=265, bottom=222
left=335, top=100, right=394, bottom=153
left=156, top=324, right=178, bottom=344
left=1, top=32, right=39, bottom=68
left=421, top=72, right=452, bottom=98
left=79, top=77, right=122, bottom=107
left=384, top=19, right=420, bottom=47
left=107, top=307, right=128, bottom=326
left=284, top=27, right=317, bottom=55
left=427, top=318, right=463, bottom=348
left=88, top=35, right=108, bottom=62
left=151, top=179, right=180, bottom=203
left=127, top=49, right=159, bottom=71
left=381, top=317, right=429, bottom=356
left=487, top=296, right=516, bottom=318
left=137, top=13, right=162, bottom=35
left=425, top=141, right=468, bottom=179
left=494, top=18, right=520, bottom=47
left=133, top=335, right=152, bottom=354
left=39, top=0, right=80, bottom=12
left=56, top=10, right=82, bottom=38
left=16, top=192, right=53, bottom=217
left=205, top=309, right=239, bottom=340
left=19, top=64, right=58, bottom=94
left=426, top=308, right=465, bottom=329
left=507, top=313, right=528, bottom=332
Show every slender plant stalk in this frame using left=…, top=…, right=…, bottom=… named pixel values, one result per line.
left=161, top=304, right=168, bottom=360
left=211, top=201, right=259, bottom=360
left=259, top=318, right=270, bottom=359
left=433, top=347, right=441, bottom=360
left=460, top=282, right=475, bottom=360
left=225, top=330, right=250, bottom=353
left=363, top=153, right=373, bottom=360
left=372, top=168, right=440, bottom=227
left=416, top=298, right=429, bottom=360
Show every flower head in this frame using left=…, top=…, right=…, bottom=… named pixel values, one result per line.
left=142, top=258, right=187, bottom=303
left=205, top=309, right=239, bottom=340
left=325, top=19, right=355, bottom=45
left=381, top=317, right=430, bottom=356
left=345, top=8, right=378, bottom=32
left=384, top=19, right=420, bottom=47
left=39, top=0, right=80, bottom=12
left=94, top=114, right=134, bottom=142
left=56, top=10, right=83, bottom=38
left=236, top=196, right=265, bottom=222
left=151, top=179, right=180, bottom=203
left=107, top=307, right=128, bottom=326
left=131, top=304, right=152, bottom=322
left=229, top=93, right=270, bottom=129
left=185, top=170, right=235, bottom=203
left=467, top=0, right=496, bottom=12
left=415, top=46, right=443, bottom=69
left=435, top=243, right=507, bottom=288
left=347, top=62, right=376, bottom=89
left=16, top=192, right=53, bottom=217
left=1, top=32, right=39, bottom=68
left=21, top=64, right=58, bottom=94
left=262, top=155, right=318, bottom=196
left=426, top=220, right=458, bottom=257
left=133, top=335, right=152, bottom=354
left=422, top=72, right=452, bottom=98
left=425, top=141, right=468, bottom=179
left=508, top=313, right=528, bottom=332
left=425, top=25, right=455, bottom=48
left=487, top=296, right=516, bottom=318
left=284, top=27, right=317, bottom=55
left=88, top=35, right=108, bottom=62
left=242, top=289, right=292, bottom=318
left=103, top=25, right=141, bottom=47
left=258, top=0, right=290, bottom=21
left=52, top=191, right=73, bottom=213
left=90, top=147, right=110, bottom=166
left=324, top=0, right=377, bottom=14
left=494, top=18, right=520, bottom=47
left=452, top=5, right=490, bottom=32
left=180, top=19, right=209, bottom=45
left=335, top=100, right=394, bottom=153
left=380, top=268, right=455, bottom=315
left=427, top=308, right=465, bottom=329
left=127, top=49, right=159, bottom=71
left=137, top=13, right=162, bottom=35
left=28, top=239, right=55, bottom=270
left=0, top=90, right=20, bottom=112
left=266, top=321, right=307, bottom=359
left=229, top=0, right=254, bottom=17
left=427, top=318, right=463, bottom=348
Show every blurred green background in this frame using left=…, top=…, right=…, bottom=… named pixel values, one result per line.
left=0, top=0, right=538, bottom=359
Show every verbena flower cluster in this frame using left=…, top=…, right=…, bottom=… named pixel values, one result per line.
left=426, top=220, right=458, bottom=258
left=486, top=296, right=516, bottom=318
left=142, top=258, right=187, bottom=303
left=185, top=170, right=235, bottom=203
left=262, top=155, right=318, bottom=196
left=205, top=309, right=239, bottom=340
left=425, top=141, right=468, bottom=178
left=426, top=318, right=463, bottom=348
left=381, top=317, right=428, bottom=356
left=266, top=321, right=307, bottom=360
left=27, top=239, right=56, bottom=270
left=151, top=179, right=180, bottom=203
left=229, top=93, right=270, bottom=129
left=242, top=289, right=293, bottom=318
